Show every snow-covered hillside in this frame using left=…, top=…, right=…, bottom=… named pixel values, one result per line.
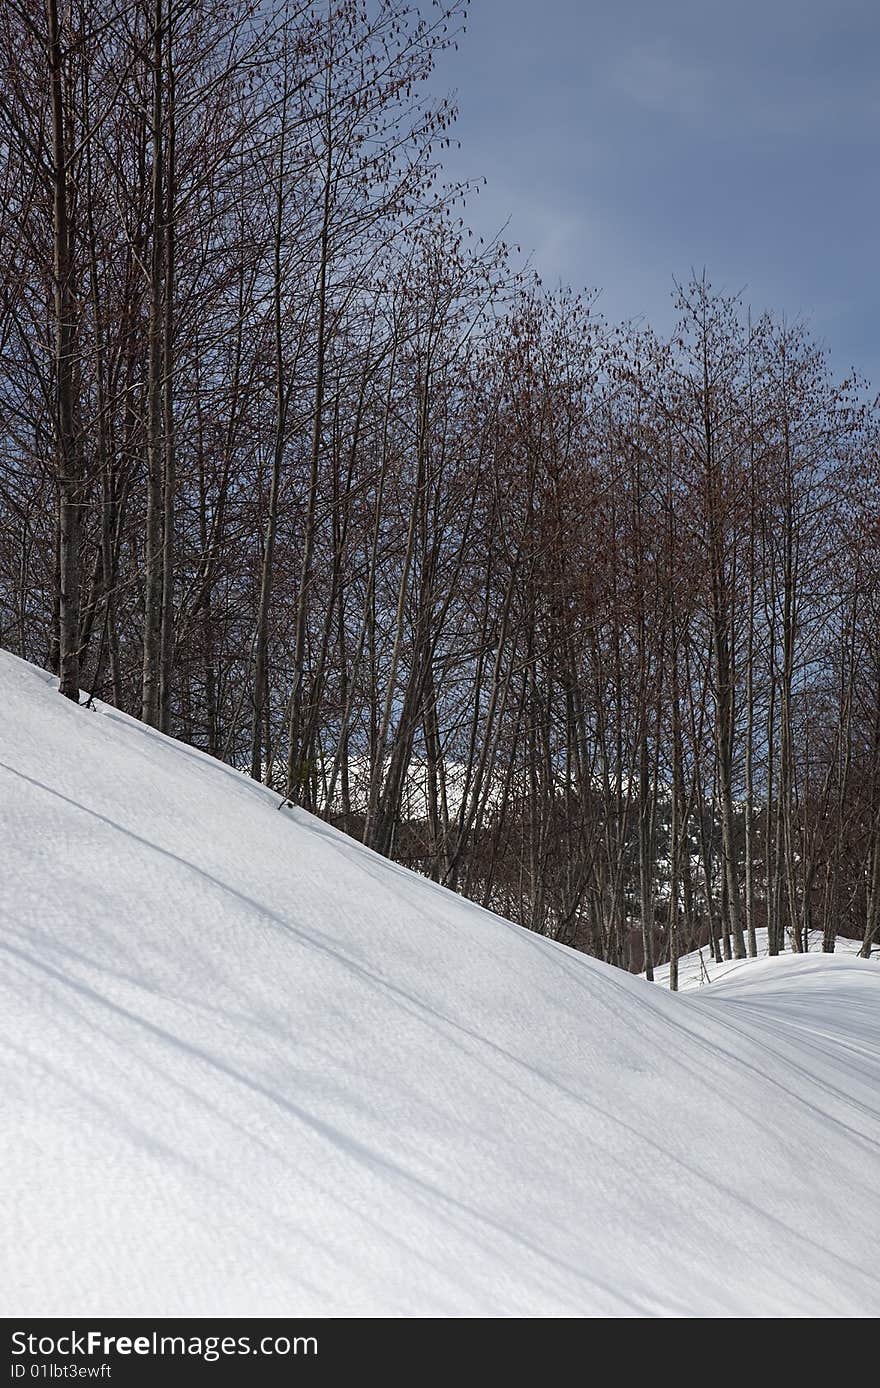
left=650, top=930, right=869, bottom=991
left=1, top=649, right=879, bottom=1318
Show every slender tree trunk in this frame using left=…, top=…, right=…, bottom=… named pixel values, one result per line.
left=159, top=28, right=176, bottom=731
left=287, top=98, right=332, bottom=800
left=142, top=0, right=165, bottom=728
left=46, top=0, right=81, bottom=702
left=252, top=127, right=288, bottom=782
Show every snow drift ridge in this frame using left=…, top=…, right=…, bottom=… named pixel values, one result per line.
left=1, top=649, right=878, bottom=1317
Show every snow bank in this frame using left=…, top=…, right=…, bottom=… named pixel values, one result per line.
left=1, top=650, right=878, bottom=1317
left=650, top=929, right=868, bottom=991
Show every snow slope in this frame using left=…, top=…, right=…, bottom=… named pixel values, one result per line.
left=650, top=930, right=869, bottom=991
left=1, top=649, right=879, bottom=1318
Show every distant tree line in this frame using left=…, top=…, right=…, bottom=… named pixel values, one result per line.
left=1, top=0, right=878, bottom=979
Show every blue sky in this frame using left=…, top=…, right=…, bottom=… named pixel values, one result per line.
left=434, top=0, right=880, bottom=380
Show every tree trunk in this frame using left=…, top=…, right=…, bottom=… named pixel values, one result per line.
left=46, top=0, right=81, bottom=703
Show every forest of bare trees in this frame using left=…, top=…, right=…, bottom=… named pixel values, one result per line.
left=1, top=0, right=878, bottom=980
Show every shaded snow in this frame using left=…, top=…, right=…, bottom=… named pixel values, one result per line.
left=1, top=650, right=878, bottom=1317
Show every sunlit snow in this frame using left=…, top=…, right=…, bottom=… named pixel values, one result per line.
left=1, top=650, right=878, bottom=1317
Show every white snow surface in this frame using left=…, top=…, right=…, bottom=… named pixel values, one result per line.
left=1, top=650, right=879, bottom=1318
left=650, top=930, right=869, bottom=991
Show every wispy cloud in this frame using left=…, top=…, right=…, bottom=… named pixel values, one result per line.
left=609, top=40, right=712, bottom=119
